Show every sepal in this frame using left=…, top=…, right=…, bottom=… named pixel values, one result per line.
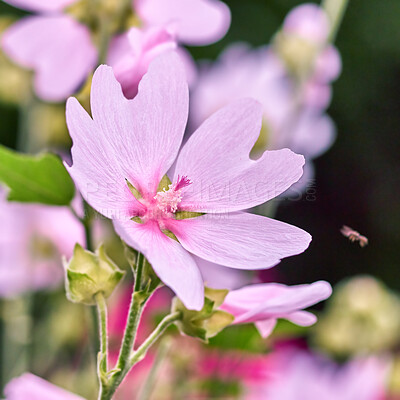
left=64, top=243, right=125, bottom=305
left=172, top=287, right=234, bottom=342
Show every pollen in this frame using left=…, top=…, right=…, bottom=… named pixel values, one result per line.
left=154, top=175, right=192, bottom=214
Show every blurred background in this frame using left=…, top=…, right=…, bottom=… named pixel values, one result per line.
left=1, top=0, right=400, bottom=398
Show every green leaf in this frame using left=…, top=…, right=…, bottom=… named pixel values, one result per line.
left=0, top=145, right=75, bottom=205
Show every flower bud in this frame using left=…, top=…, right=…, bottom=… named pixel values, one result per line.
left=64, top=244, right=125, bottom=305
left=313, top=275, right=400, bottom=356
left=172, top=287, right=234, bottom=342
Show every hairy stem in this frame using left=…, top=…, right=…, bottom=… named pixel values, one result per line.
left=129, top=312, right=181, bottom=369
left=100, top=253, right=148, bottom=399
left=95, top=292, right=109, bottom=400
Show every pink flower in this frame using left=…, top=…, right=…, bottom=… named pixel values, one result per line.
left=1, top=0, right=97, bottom=101
left=107, top=26, right=196, bottom=99
left=107, top=27, right=178, bottom=99
left=134, top=0, right=231, bottom=46
left=281, top=3, right=342, bottom=110
left=220, top=281, right=332, bottom=338
left=283, top=3, right=330, bottom=45
left=4, top=373, right=85, bottom=400
left=190, top=44, right=336, bottom=194
left=250, top=350, right=390, bottom=400
left=66, top=51, right=311, bottom=311
left=0, top=189, right=84, bottom=298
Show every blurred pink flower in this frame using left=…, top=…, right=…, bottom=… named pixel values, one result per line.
left=134, top=0, right=231, bottom=46
left=3, top=0, right=78, bottom=13
left=1, top=0, right=97, bottom=101
left=190, top=44, right=336, bottom=194
left=0, top=189, right=84, bottom=298
left=4, top=373, right=84, bottom=400
left=198, top=351, right=271, bottom=383
left=248, top=350, right=390, bottom=400
left=283, top=3, right=330, bottom=45
left=108, top=26, right=178, bottom=99
left=66, top=52, right=311, bottom=311
left=282, top=3, right=342, bottom=110
left=220, top=281, right=332, bottom=338
left=107, top=26, right=196, bottom=99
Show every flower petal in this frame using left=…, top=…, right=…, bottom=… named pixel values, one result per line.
left=3, top=0, right=78, bottom=13
left=107, top=26, right=177, bottom=99
left=135, top=0, right=231, bottom=45
left=2, top=15, right=97, bottom=101
left=166, top=212, right=311, bottom=270
left=174, top=98, right=305, bottom=213
left=254, top=319, right=277, bottom=338
left=66, top=52, right=189, bottom=217
left=286, top=310, right=317, bottom=326
left=113, top=219, right=204, bottom=310
left=227, top=281, right=332, bottom=324
left=283, top=3, right=330, bottom=45
left=4, top=373, right=85, bottom=400
left=89, top=51, right=188, bottom=198
left=66, top=97, right=145, bottom=219
left=194, top=256, right=251, bottom=290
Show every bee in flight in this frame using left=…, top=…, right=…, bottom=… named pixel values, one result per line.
left=340, top=225, right=368, bottom=247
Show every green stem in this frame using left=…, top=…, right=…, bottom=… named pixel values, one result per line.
left=95, top=292, right=108, bottom=400
left=321, top=0, right=349, bottom=42
left=96, top=292, right=108, bottom=370
left=100, top=253, right=148, bottom=399
left=83, top=200, right=94, bottom=252
left=130, top=312, right=181, bottom=370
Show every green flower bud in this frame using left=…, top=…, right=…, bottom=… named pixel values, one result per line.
left=64, top=243, right=125, bottom=305
left=313, top=275, right=400, bottom=357
left=172, top=287, right=234, bottom=342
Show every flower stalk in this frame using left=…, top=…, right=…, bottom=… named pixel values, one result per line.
left=95, top=292, right=108, bottom=379
left=321, top=0, right=349, bottom=42
left=98, top=253, right=155, bottom=400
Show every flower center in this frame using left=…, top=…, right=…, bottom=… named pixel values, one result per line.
left=154, top=175, right=192, bottom=215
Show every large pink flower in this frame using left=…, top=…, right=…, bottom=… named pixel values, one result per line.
left=4, top=373, right=84, bottom=400
left=134, top=0, right=231, bottom=46
left=1, top=0, right=97, bottom=101
left=220, top=281, right=332, bottom=338
left=0, top=189, right=84, bottom=298
left=66, top=52, right=311, bottom=310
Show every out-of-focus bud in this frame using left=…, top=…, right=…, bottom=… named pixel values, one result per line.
left=388, top=356, right=400, bottom=397
left=0, top=17, right=30, bottom=105
left=313, top=275, right=400, bottom=357
left=64, top=244, right=125, bottom=305
left=250, top=120, right=271, bottom=158
left=66, top=0, right=137, bottom=39
left=27, top=103, right=71, bottom=150
left=172, top=287, right=234, bottom=342
left=75, top=73, right=92, bottom=115
left=273, top=4, right=331, bottom=81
